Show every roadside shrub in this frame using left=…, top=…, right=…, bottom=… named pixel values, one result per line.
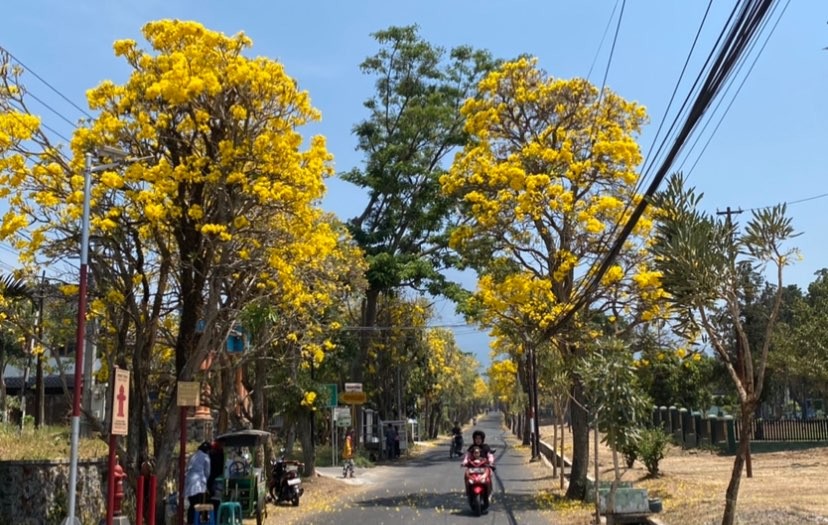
left=620, top=440, right=638, bottom=468
left=638, top=427, right=670, bottom=476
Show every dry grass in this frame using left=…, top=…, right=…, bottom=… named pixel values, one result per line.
left=539, top=423, right=828, bottom=524
left=0, top=423, right=108, bottom=460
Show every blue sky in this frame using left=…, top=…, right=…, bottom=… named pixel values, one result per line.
left=3, top=1, right=826, bottom=369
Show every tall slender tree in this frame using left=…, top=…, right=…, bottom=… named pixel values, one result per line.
left=344, top=26, right=496, bottom=384
left=651, top=174, right=798, bottom=525
left=443, top=57, right=662, bottom=499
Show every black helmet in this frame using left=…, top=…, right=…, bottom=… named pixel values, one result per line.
left=472, top=430, right=485, bottom=442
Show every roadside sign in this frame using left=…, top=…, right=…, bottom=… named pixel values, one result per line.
left=344, top=382, right=363, bottom=392
left=324, top=383, right=338, bottom=407
left=340, top=391, right=367, bottom=405
left=111, top=368, right=130, bottom=436
left=335, top=407, right=352, bottom=427
left=177, top=381, right=200, bottom=407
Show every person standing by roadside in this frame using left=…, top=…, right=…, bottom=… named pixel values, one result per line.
left=342, top=427, right=355, bottom=478
left=184, top=441, right=211, bottom=524
left=385, top=424, right=397, bottom=460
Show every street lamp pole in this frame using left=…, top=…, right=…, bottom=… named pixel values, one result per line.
left=66, top=147, right=151, bottom=525
left=66, top=152, right=94, bottom=525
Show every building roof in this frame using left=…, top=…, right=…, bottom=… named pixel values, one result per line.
left=3, top=374, right=75, bottom=394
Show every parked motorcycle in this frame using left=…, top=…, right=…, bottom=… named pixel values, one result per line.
left=268, top=450, right=304, bottom=506
left=450, top=434, right=464, bottom=459
left=463, top=453, right=495, bottom=516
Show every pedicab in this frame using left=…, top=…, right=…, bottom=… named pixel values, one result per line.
left=213, top=429, right=270, bottom=525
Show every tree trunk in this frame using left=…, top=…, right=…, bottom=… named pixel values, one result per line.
left=560, top=414, right=566, bottom=490
left=296, top=410, right=315, bottom=477
left=721, top=406, right=752, bottom=525
left=0, top=341, right=6, bottom=423
left=566, top=378, right=589, bottom=500
left=355, top=287, right=380, bottom=381
left=552, top=417, right=558, bottom=478
left=522, top=402, right=531, bottom=445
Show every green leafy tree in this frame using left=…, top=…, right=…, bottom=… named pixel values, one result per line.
left=650, top=174, right=798, bottom=525
left=632, top=328, right=716, bottom=410
left=768, top=273, right=828, bottom=418
left=577, top=337, right=651, bottom=513
left=343, top=25, right=496, bottom=384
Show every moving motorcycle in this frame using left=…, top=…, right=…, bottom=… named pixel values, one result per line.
left=463, top=452, right=495, bottom=516
left=450, top=434, right=464, bottom=459
left=268, top=450, right=304, bottom=506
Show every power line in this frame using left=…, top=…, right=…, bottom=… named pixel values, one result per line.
left=551, top=0, right=781, bottom=336
left=639, top=0, right=715, bottom=185
left=19, top=87, right=79, bottom=129
left=681, top=0, right=790, bottom=177
left=597, top=0, right=625, bottom=100
left=745, top=191, right=828, bottom=213
left=3, top=99, right=73, bottom=148
left=586, top=0, right=620, bottom=82
left=0, top=45, right=95, bottom=120
left=338, top=323, right=476, bottom=332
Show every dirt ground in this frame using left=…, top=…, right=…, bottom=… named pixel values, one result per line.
left=538, top=423, right=828, bottom=525
left=252, top=474, right=354, bottom=525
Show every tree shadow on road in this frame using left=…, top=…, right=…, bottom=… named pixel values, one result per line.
left=354, top=488, right=546, bottom=519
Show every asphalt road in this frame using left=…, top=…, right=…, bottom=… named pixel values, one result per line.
left=306, top=412, right=554, bottom=525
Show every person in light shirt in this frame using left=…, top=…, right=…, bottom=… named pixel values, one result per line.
left=184, top=441, right=211, bottom=524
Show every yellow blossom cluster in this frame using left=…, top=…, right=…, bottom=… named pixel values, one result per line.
left=442, top=57, right=660, bottom=340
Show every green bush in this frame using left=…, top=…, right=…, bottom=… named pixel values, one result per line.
left=637, top=427, right=670, bottom=476
left=620, top=440, right=638, bottom=468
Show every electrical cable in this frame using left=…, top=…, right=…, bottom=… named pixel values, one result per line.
left=3, top=99, right=73, bottom=150
left=639, top=0, right=715, bottom=186
left=597, top=0, right=626, bottom=103
left=0, top=45, right=95, bottom=120
left=681, top=0, right=790, bottom=177
left=18, top=88, right=79, bottom=129
left=586, top=0, right=620, bottom=82
left=639, top=2, right=742, bottom=185
left=745, top=191, right=828, bottom=213
left=548, top=0, right=779, bottom=336
left=587, top=0, right=724, bottom=275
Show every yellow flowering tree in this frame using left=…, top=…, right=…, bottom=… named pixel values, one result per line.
left=407, top=325, right=481, bottom=438
left=0, top=21, right=352, bottom=482
left=442, top=57, right=663, bottom=499
left=487, top=357, right=519, bottom=411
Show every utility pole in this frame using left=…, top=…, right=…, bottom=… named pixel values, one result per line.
left=34, top=272, right=45, bottom=428
left=716, top=206, right=752, bottom=478
left=81, top=267, right=97, bottom=438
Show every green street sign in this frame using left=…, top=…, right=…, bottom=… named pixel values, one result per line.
left=324, top=383, right=338, bottom=407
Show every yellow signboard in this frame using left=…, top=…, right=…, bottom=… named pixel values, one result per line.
left=340, top=391, right=367, bottom=405
left=111, top=368, right=130, bottom=436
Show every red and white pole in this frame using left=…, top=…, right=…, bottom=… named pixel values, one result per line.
left=66, top=152, right=93, bottom=524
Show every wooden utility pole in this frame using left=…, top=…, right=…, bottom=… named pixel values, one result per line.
left=716, top=206, right=752, bottom=478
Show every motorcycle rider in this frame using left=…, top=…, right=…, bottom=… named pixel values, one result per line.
left=462, top=430, right=495, bottom=467
left=450, top=421, right=463, bottom=456
left=462, top=434, right=495, bottom=515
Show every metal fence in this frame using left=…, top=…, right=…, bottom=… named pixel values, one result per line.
left=736, top=418, right=828, bottom=441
